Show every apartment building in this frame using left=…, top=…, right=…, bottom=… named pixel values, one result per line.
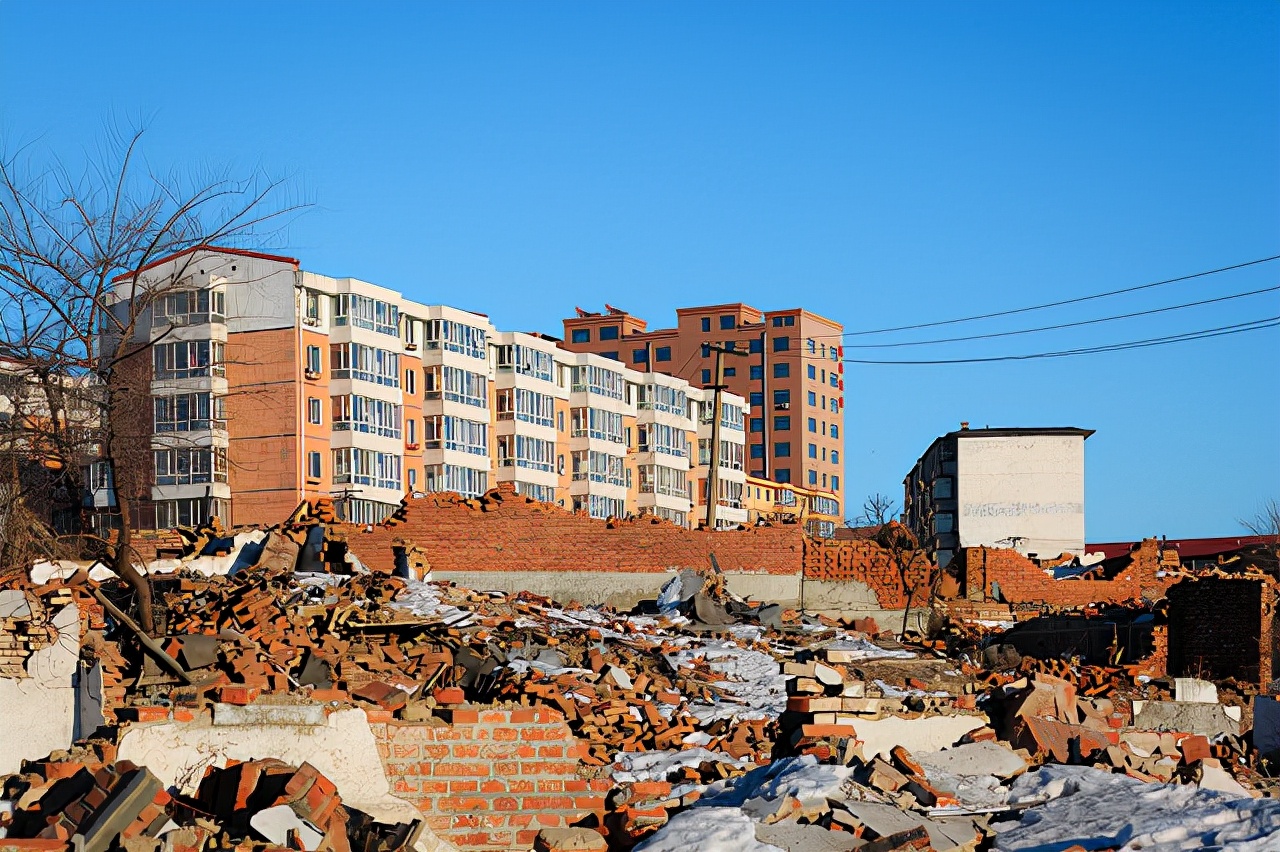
left=560, top=303, right=845, bottom=517
left=106, top=247, right=750, bottom=531
left=903, top=424, right=1094, bottom=566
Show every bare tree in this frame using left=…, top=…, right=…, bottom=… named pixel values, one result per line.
left=0, top=126, right=300, bottom=631
left=847, top=491, right=899, bottom=529
left=1240, top=499, right=1280, bottom=539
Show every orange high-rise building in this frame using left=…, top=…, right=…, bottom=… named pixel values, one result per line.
left=561, top=303, right=844, bottom=524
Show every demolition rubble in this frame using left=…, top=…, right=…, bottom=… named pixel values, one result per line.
left=2, top=495, right=1280, bottom=852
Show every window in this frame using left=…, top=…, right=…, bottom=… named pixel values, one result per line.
left=775, top=468, right=790, bottom=483
left=808, top=391, right=817, bottom=405
left=405, top=369, right=416, bottom=395
left=808, top=338, right=817, bottom=354
left=701, top=369, right=711, bottom=384
left=423, top=464, right=488, bottom=498
left=570, top=407, right=624, bottom=442
left=934, top=513, right=955, bottom=534
left=638, top=383, right=689, bottom=415
left=153, top=341, right=225, bottom=380
left=154, top=447, right=228, bottom=486
left=831, top=348, right=839, bottom=362
left=748, top=338, right=763, bottom=354
left=771, top=317, right=784, bottom=327
left=557, top=410, right=565, bottom=432
left=305, top=290, right=321, bottom=322
left=638, top=464, right=689, bottom=498
left=655, top=346, right=671, bottom=362
left=497, top=434, right=556, bottom=471
left=151, top=289, right=225, bottom=327
left=750, top=365, right=763, bottom=380
left=497, top=345, right=555, bottom=381
left=633, top=348, right=648, bottom=364
left=701, top=343, right=711, bottom=358
left=330, top=343, right=399, bottom=386
left=408, top=468, right=417, bottom=491
left=774, top=416, right=790, bottom=430
left=750, top=417, right=763, bottom=433
left=933, top=477, right=953, bottom=499
left=332, top=294, right=398, bottom=336
left=831, top=424, right=839, bottom=438
left=809, top=470, right=818, bottom=485
left=571, top=329, right=591, bottom=343
left=750, top=443, right=764, bottom=459
left=723, top=341, right=736, bottom=352
left=807, top=417, right=817, bottom=432
left=308, top=397, right=322, bottom=425
left=773, top=336, right=790, bottom=352
left=407, top=418, right=417, bottom=445
left=307, top=451, right=321, bottom=480
left=701, top=317, right=711, bottom=332
left=773, top=389, right=790, bottom=406
left=600, top=351, right=619, bottom=361
left=830, top=374, right=839, bottom=388
left=599, top=325, right=620, bottom=341
left=831, top=450, right=839, bottom=464
left=723, top=367, right=736, bottom=377
left=637, top=423, right=690, bottom=458
left=774, top=442, right=791, bottom=457
left=331, top=395, right=402, bottom=438
left=425, top=319, right=487, bottom=359
left=807, top=364, right=816, bottom=380
left=719, top=315, right=735, bottom=330
left=773, top=362, right=789, bottom=378
left=745, top=392, right=762, bottom=408
left=306, top=345, right=322, bottom=375
left=154, top=392, right=224, bottom=432
left=442, top=416, right=488, bottom=455
left=570, top=364, right=625, bottom=400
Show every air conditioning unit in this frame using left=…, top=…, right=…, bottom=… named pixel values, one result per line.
left=405, top=342, right=418, bottom=351
left=775, top=402, right=790, bottom=410
left=302, top=317, right=320, bottom=327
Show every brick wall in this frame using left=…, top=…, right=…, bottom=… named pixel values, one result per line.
left=957, top=540, right=1173, bottom=608
left=802, top=537, right=934, bottom=609
left=1167, top=577, right=1272, bottom=687
left=354, top=484, right=805, bottom=576
left=370, top=709, right=610, bottom=850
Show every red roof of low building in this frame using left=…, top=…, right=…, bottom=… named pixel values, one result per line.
left=1087, top=535, right=1275, bottom=561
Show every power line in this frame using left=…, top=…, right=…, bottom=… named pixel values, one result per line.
left=841, top=315, right=1280, bottom=364
left=836, top=254, right=1280, bottom=338
left=844, top=284, right=1280, bottom=349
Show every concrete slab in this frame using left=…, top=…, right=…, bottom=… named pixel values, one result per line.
left=0, top=589, right=32, bottom=618
left=1133, top=701, right=1241, bottom=738
left=250, top=804, right=324, bottom=851
left=118, top=707, right=455, bottom=852
left=850, top=715, right=989, bottom=761
left=1174, top=678, right=1218, bottom=704
left=836, top=801, right=966, bottom=852
left=754, top=821, right=865, bottom=851
left=0, top=603, right=79, bottom=776
left=914, top=741, right=1029, bottom=780
left=212, top=702, right=327, bottom=726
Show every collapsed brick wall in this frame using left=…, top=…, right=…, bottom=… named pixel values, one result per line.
left=354, top=484, right=805, bottom=576
left=802, top=538, right=935, bottom=609
left=1167, top=577, right=1273, bottom=687
left=958, top=540, right=1173, bottom=608
left=371, top=709, right=609, bottom=850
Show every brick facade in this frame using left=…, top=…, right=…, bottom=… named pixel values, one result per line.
left=1167, top=577, right=1274, bottom=687
left=354, top=484, right=805, bottom=576
left=371, top=709, right=610, bottom=850
left=802, top=537, right=934, bottom=609
left=956, top=540, right=1174, bottom=608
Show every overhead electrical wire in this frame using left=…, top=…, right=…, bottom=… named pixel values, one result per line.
left=839, top=315, right=1280, bottom=365
left=820, top=253, right=1280, bottom=339
left=842, top=283, right=1280, bottom=349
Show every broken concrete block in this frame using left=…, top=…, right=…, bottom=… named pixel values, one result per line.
left=913, top=741, right=1029, bottom=780
left=754, top=821, right=864, bottom=851
left=1174, top=678, right=1218, bottom=704
left=249, top=804, right=324, bottom=851
left=533, top=827, right=608, bottom=852
left=212, top=703, right=326, bottom=727
left=0, top=589, right=33, bottom=619
left=1132, top=701, right=1241, bottom=738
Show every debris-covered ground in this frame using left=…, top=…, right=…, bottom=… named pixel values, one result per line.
left=3, top=505, right=1280, bottom=852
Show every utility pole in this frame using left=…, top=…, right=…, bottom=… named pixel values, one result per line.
left=704, top=343, right=749, bottom=530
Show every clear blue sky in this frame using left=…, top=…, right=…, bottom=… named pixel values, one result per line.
left=2, top=1, right=1277, bottom=540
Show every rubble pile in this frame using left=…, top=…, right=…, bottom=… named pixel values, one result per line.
left=2, top=504, right=1280, bottom=851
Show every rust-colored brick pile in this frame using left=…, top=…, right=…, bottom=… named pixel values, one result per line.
left=354, top=484, right=805, bottom=575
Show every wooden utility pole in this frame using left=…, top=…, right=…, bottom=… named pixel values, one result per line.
left=704, top=343, right=749, bottom=530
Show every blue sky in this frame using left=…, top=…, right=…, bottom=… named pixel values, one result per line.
left=2, top=1, right=1276, bottom=539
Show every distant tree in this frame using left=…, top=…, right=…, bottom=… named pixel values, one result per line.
left=846, top=492, right=900, bottom=529
left=1240, top=499, right=1280, bottom=539
left=0, top=126, right=300, bottom=631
